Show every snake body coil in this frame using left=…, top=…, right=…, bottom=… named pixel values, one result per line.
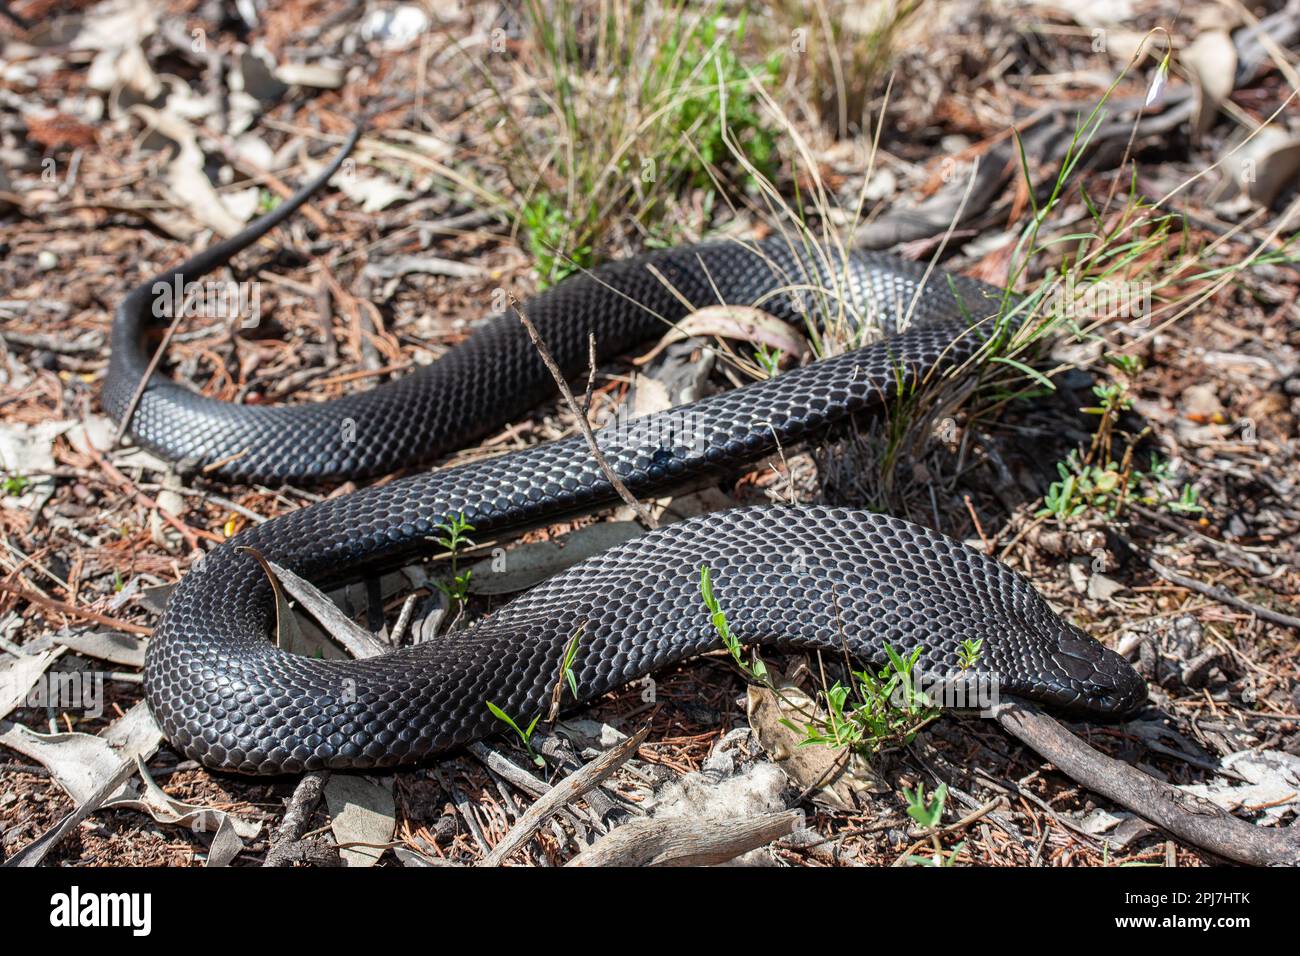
left=108, top=132, right=1145, bottom=773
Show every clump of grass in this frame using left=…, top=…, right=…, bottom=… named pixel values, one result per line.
left=811, top=50, right=1226, bottom=517
left=938, top=35, right=1298, bottom=467
left=653, top=10, right=780, bottom=189
left=479, top=0, right=782, bottom=284
left=770, top=0, right=922, bottom=136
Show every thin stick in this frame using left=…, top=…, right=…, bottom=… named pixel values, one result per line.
left=480, top=723, right=649, bottom=866
left=388, top=593, right=419, bottom=645
left=469, top=741, right=600, bottom=851
left=110, top=286, right=197, bottom=450
left=1149, top=558, right=1300, bottom=631
left=582, top=331, right=598, bottom=415
left=0, top=581, right=152, bottom=636
left=512, top=300, right=659, bottom=530
left=993, top=700, right=1300, bottom=866
left=1129, top=503, right=1281, bottom=572
left=468, top=742, right=551, bottom=799
left=963, top=494, right=991, bottom=553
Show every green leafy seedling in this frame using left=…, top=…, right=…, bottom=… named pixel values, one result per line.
left=486, top=701, right=544, bottom=767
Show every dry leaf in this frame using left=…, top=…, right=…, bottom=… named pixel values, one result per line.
left=129, top=104, right=249, bottom=237
left=466, top=522, right=644, bottom=595
left=109, top=755, right=262, bottom=864
left=1181, top=30, right=1237, bottom=135
left=0, top=701, right=161, bottom=802
left=1232, top=125, right=1300, bottom=207
left=265, top=557, right=389, bottom=659
left=0, top=648, right=64, bottom=722
left=325, top=774, right=396, bottom=867
left=54, top=630, right=147, bottom=668
left=633, top=305, right=807, bottom=368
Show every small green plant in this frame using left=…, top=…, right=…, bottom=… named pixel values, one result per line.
left=432, top=512, right=475, bottom=609
left=752, top=344, right=783, bottom=378
left=1105, top=353, right=1143, bottom=378
left=2, top=474, right=29, bottom=496
left=903, top=845, right=965, bottom=867
left=701, top=563, right=767, bottom=682
left=559, top=628, right=582, bottom=699
left=783, top=645, right=940, bottom=753
left=1039, top=448, right=1205, bottom=521
left=957, top=638, right=983, bottom=670
left=520, top=191, right=594, bottom=286
left=1038, top=354, right=1205, bottom=522
left=486, top=701, right=544, bottom=767
left=256, top=189, right=281, bottom=214
left=904, top=780, right=947, bottom=828
left=1039, top=451, right=1133, bottom=520
left=1147, top=450, right=1174, bottom=483
left=901, top=782, right=964, bottom=866
left=1166, top=483, right=1204, bottom=516
left=701, top=566, right=939, bottom=756
left=546, top=625, right=585, bottom=721
left=491, top=626, right=586, bottom=764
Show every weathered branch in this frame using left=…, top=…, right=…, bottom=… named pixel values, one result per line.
left=1149, top=558, right=1300, bottom=631
left=567, top=810, right=798, bottom=867
left=479, top=724, right=648, bottom=866
left=264, top=770, right=333, bottom=867
left=993, top=700, right=1300, bottom=866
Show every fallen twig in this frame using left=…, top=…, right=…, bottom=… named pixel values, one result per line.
left=480, top=724, right=649, bottom=866
left=468, top=741, right=549, bottom=799
left=512, top=300, right=659, bottom=530
left=0, top=581, right=152, bottom=636
left=388, top=593, right=419, bottom=645
left=1149, top=558, right=1300, bottom=631
left=993, top=700, right=1300, bottom=866
left=1128, top=503, right=1278, bottom=573
left=470, top=741, right=595, bottom=854
left=264, top=771, right=333, bottom=867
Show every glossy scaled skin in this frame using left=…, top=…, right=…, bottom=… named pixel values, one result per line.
left=106, top=228, right=991, bottom=483
left=107, top=134, right=1146, bottom=773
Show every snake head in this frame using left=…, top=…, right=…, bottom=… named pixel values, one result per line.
left=1034, top=622, right=1148, bottom=719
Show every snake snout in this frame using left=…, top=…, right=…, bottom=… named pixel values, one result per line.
left=1046, top=623, right=1147, bottom=718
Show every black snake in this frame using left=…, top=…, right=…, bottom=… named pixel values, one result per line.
left=106, top=129, right=1145, bottom=773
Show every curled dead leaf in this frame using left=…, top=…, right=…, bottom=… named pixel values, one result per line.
left=633, top=305, right=807, bottom=369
